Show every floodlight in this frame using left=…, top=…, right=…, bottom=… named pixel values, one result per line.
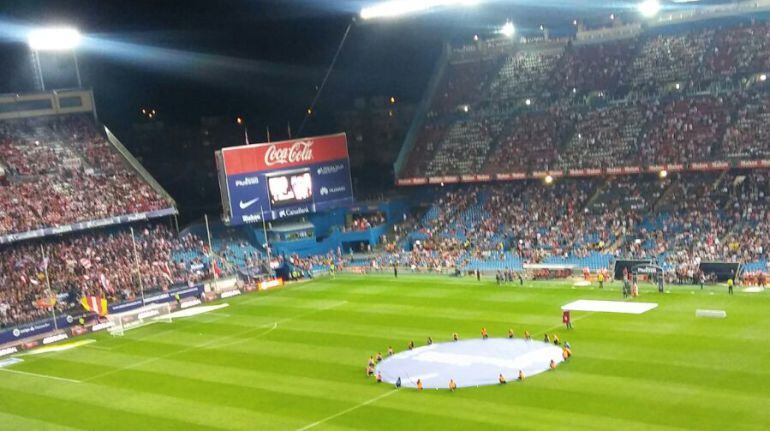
left=659, top=169, right=668, bottom=179
left=360, top=0, right=478, bottom=21
left=525, top=98, right=531, bottom=106
left=28, top=27, right=81, bottom=51
left=544, top=175, right=554, bottom=185
left=500, top=21, right=515, bottom=38
left=638, top=0, right=661, bottom=18
left=761, top=73, right=767, bottom=82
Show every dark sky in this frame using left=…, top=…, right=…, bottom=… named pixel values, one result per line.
left=0, top=0, right=453, bottom=134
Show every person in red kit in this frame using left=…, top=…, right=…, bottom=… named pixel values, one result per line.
left=562, top=310, right=572, bottom=329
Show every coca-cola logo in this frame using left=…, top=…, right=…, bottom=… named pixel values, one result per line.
left=264, top=141, right=314, bottom=166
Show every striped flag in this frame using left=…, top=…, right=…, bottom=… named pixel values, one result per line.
left=81, top=296, right=109, bottom=316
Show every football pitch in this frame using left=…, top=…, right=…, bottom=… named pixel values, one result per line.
left=1, top=274, right=770, bottom=431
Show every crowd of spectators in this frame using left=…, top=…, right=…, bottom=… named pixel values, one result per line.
left=404, top=19, right=770, bottom=178
left=346, top=212, right=386, bottom=232
left=0, top=115, right=172, bottom=236
left=0, top=224, right=204, bottom=328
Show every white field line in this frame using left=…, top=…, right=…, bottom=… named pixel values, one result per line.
left=0, top=367, right=82, bottom=383
left=541, top=311, right=596, bottom=334
left=82, top=301, right=347, bottom=382
left=295, top=390, right=398, bottom=431
left=87, top=310, right=236, bottom=353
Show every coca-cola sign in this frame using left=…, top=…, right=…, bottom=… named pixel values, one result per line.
left=221, top=133, right=348, bottom=175
left=264, top=141, right=314, bottom=166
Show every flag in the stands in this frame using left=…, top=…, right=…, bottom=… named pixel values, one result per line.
left=81, top=296, right=109, bottom=316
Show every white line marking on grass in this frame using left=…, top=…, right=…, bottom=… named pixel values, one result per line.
left=82, top=302, right=346, bottom=382
left=0, top=368, right=82, bottom=383
left=295, top=390, right=398, bottom=431
left=83, top=344, right=114, bottom=351
left=210, top=322, right=278, bottom=349
left=542, top=312, right=596, bottom=334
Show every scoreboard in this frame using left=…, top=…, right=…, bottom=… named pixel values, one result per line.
left=216, top=133, right=354, bottom=224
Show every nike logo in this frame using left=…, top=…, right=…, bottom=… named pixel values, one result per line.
left=239, top=198, right=260, bottom=209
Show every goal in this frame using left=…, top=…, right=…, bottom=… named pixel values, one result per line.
left=107, top=302, right=173, bottom=336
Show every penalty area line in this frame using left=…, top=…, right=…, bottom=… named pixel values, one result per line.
left=0, top=367, right=82, bottom=383
left=295, top=390, right=398, bottom=431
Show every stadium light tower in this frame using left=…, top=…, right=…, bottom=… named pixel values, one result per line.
left=638, top=0, right=661, bottom=18
left=27, top=27, right=83, bottom=90
left=360, top=0, right=478, bottom=20
left=499, top=21, right=515, bottom=38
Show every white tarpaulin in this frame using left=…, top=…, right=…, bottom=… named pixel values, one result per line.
left=561, top=299, right=658, bottom=314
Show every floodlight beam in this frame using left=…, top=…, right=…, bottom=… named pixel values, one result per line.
left=360, top=0, right=478, bottom=21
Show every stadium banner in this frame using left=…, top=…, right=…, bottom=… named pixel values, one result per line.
left=396, top=160, right=770, bottom=187
left=217, top=133, right=354, bottom=225
left=0, top=284, right=203, bottom=346
left=690, top=161, right=730, bottom=171
left=0, top=207, right=178, bottom=245
left=108, top=284, right=204, bottom=314
left=738, top=159, right=770, bottom=168
left=0, top=313, right=78, bottom=346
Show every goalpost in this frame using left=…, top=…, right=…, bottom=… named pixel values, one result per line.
left=107, top=302, right=173, bottom=336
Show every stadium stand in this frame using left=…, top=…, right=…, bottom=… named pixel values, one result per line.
left=399, top=19, right=770, bottom=178
left=0, top=223, right=205, bottom=328
left=0, top=114, right=172, bottom=237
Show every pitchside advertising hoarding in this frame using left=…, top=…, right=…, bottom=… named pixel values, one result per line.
left=216, top=133, right=354, bottom=225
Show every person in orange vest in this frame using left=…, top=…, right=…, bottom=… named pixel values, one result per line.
left=416, top=379, right=423, bottom=391
left=550, top=359, right=557, bottom=370
left=481, top=327, right=488, bottom=339
left=562, top=343, right=572, bottom=360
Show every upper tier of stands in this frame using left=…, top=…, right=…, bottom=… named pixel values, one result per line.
left=0, top=114, right=173, bottom=239
left=400, top=20, right=770, bottom=179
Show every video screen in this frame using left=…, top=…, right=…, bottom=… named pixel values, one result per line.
left=267, top=170, right=313, bottom=208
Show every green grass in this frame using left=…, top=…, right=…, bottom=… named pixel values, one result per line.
left=1, top=274, right=770, bottom=430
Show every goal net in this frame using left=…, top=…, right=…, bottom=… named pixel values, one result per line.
left=107, top=302, right=173, bottom=336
